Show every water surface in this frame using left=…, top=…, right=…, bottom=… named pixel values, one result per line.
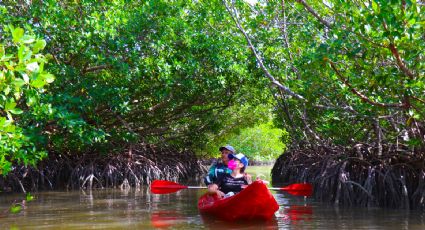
left=0, top=166, right=423, bottom=229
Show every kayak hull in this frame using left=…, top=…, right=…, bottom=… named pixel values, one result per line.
left=197, top=181, right=279, bottom=221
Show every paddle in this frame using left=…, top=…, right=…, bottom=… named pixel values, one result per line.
left=269, top=183, right=313, bottom=196
left=150, top=180, right=313, bottom=196
left=150, top=180, right=207, bottom=194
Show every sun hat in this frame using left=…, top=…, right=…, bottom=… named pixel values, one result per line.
left=228, top=153, right=249, bottom=167
left=218, top=145, right=236, bottom=154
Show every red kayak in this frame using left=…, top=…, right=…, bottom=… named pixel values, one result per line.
left=197, top=181, right=279, bottom=221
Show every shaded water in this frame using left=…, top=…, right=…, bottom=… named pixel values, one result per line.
left=0, top=166, right=424, bottom=229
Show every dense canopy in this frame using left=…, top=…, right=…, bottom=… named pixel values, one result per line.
left=0, top=0, right=423, bottom=177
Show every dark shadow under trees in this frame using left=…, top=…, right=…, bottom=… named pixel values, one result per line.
left=272, top=146, right=425, bottom=211
left=0, top=144, right=206, bottom=193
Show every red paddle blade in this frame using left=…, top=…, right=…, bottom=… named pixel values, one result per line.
left=150, top=180, right=188, bottom=194
left=281, top=183, right=313, bottom=196
left=286, top=189, right=313, bottom=196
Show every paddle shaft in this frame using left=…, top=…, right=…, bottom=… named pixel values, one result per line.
left=269, top=187, right=301, bottom=191
left=186, top=186, right=289, bottom=190
left=186, top=186, right=312, bottom=196
left=156, top=185, right=308, bottom=191
left=150, top=180, right=313, bottom=196
left=187, top=186, right=304, bottom=191
left=187, top=186, right=207, bottom=189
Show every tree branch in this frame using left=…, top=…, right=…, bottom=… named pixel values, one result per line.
left=280, top=0, right=301, bottom=79
left=223, top=0, right=305, bottom=101
left=296, top=0, right=332, bottom=29
left=411, top=95, right=425, bottom=104
left=298, top=107, right=324, bottom=145
left=381, top=21, right=416, bottom=79
left=82, top=65, right=110, bottom=74
left=328, top=60, right=407, bottom=108
left=388, top=43, right=415, bottom=79
left=269, top=84, right=297, bottom=134
left=147, top=92, right=174, bottom=112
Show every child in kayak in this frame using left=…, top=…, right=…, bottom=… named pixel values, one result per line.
left=208, top=153, right=252, bottom=198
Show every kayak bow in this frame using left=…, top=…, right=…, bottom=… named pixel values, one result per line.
left=197, top=181, right=279, bottom=221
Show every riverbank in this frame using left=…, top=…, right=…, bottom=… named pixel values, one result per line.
left=271, top=146, right=425, bottom=211
left=2, top=143, right=424, bottom=212
left=0, top=143, right=207, bottom=193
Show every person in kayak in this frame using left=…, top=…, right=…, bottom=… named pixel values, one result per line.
left=203, top=145, right=235, bottom=189
left=208, top=153, right=252, bottom=198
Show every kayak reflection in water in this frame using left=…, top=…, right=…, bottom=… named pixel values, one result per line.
left=277, top=205, right=313, bottom=224
left=150, top=210, right=187, bottom=228
left=208, top=153, right=252, bottom=198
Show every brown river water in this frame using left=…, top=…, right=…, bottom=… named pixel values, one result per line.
left=0, top=166, right=424, bottom=229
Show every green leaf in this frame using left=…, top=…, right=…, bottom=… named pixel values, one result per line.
left=371, top=1, right=379, bottom=13
left=0, top=155, right=12, bottom=175
left=12, top=27, right=24, bottom=43
left=0, top=117, right=5, bottom=126
left=21, top=35, right=35, bottom=44
left=1, top=54, right=14, bottom=62
left=41, top=73, right=55, bottom=83
left=3, top=119, right=13, bottom=128
left=18, top=45, right=25, bottom=62
left=9, top=108, right=23, bottom=115
left=27, top=96, right=37, bottom=106
left=30, top=77, right=46, bottom=88
left=39, top=61, right=45, bottom=72
left=408, top=18, right=416, bottom=25
left=13, top=78, right=26, bottom=87
left=4, top=101, right=17, bottom=111
left=10, top=204, right=22, bottom=214
left=4, top=85, right=11, bottom=95
left=33, top=40, right=47, bottom=53
left=0, top=45, right=4, bottom=57
left=26, top=193, right=34, bottom=202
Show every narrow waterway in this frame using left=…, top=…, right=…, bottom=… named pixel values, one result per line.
left=0, top=166, right=424, bottom=229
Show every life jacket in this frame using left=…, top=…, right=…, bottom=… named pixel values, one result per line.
left=204, top=161, right=232, bottom=185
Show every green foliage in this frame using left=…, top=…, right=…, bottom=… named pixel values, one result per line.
left=0, top=26, right=53, bottom=175
left=202, top=103, right=288, bottom=162
left=26, top=192, right=34, bottom=202
left=1, top=0, right=421, bottom=176
left=7, top=192, right=34, bottom=214
left=228, top=121, right=288, bottom=161
left=225, top=0, right=424, bottom=151
left=9, top=204, right=21, bottom=214
left=2, top=0, right=265, bottom=161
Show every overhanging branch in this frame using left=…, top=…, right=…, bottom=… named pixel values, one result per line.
left=296, top=0, right=332, bottom=29
left=328, top=60, right=407, bottom=108
left=223, top=0, right=305, bottom=101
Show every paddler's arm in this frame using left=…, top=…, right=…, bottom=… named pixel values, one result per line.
left=208, top=175, right=224, bottom=197
left=207, top=183, right=219, bottom=194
